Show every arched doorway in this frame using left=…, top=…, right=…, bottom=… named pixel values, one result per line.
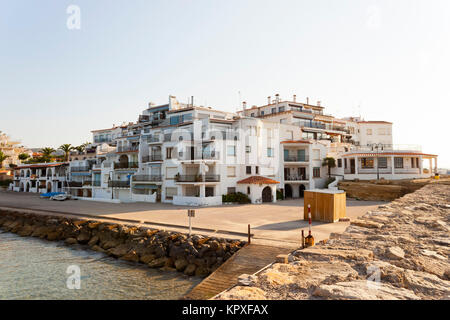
left=118, top=154, right=129, bottom=168
left=299, top=184, right=306, bottom=198
left=25, top=183, right=30, bottom=192
left=46, top=182, right=52, bottom=193
left=285, top=184, right=293, bottom=199
left=262, top=186, right=273, bottom=203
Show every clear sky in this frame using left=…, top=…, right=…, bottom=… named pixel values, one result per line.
left=1, top=0, right=449, bottom=167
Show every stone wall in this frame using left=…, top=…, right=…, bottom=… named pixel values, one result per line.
left=0, top=211, right=246, bottom=278
left=215, top=184, right=450, bottom=300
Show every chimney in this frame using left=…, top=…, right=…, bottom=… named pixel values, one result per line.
left=268, top=96, right=271, bottom=105
left=317, top=101, right=321, bottom=106
left=242, top=101, right=247, bottom=110
left=306, top=97, right=309, bottom=105
left=293, top=94, right=296, bottom=102
left=275, top=94, right=280, bottom=103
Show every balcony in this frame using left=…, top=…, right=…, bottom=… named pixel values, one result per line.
left=284, top=175, right=309, bottom=181
left=133, top=175, right=163, bottom=182
left=284, top=155, right=309, bottom=162
left=82, top=180, right=92, bottom=186
left=68, top=181, right=82, bottom=187
left=114, top=162, right=139, bottom=169
left=93, top=181, right=101, bottom=187
left=146, top=136, right=161, bottom=143
left=71, top=166, right=91, bottom=172
left=108, top=181, right=130, bottom=188
left=141, top=154, right=163, bottom=162
left=117, top=145, right=139, bottom=153
left=175, top=174, right=220, bottom=183
left=296, top=120, right=326, bottom=129
left=180, top=151, right=220, bottom=161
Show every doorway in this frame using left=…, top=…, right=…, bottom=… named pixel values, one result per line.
left=262, top=186, right=273, bottom=203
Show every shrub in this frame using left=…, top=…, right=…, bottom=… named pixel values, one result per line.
left=222, top=192, right=251, bottom=204
left=276, top=189, right=284, bottom=200
left=0, top=179, right=12, bottom=187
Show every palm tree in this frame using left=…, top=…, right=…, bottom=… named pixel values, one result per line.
left=59, top=144, right=74, bottom=162
left=74, top=145, right=85, bottom=154
left=18, top=153, right=30, bottom=162
left=322, top=157, right=336, bottom=178
left=0, top=151, right=9, bottom=168
left=41, top=147, right=56, bottom=163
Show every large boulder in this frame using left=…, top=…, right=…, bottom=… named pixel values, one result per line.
left=148, top=257, right=168, bottom=268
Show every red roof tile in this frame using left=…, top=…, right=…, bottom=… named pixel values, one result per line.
left=237, top=176, right=280, bottom=184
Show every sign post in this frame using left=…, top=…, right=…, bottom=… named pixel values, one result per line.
left=187, top=209, right=195, bottom=237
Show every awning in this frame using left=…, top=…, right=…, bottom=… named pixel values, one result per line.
left=133, top=184, right=158, bottom=190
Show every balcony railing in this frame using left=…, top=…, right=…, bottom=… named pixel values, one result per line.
left=180, top=151, right=220, bottom=161
left=93, top=181, right=101, bottom=187
left=117, top=146, right=139, bottom=153
left=175, top=174, right=220, bottom=182
left=146, top=136, right=161, bottom=143
left=133, top=175, right=163, bottom=182
left=82, top=180, right=92, bottom=186
left=284, top=175, right=309, bottom=181
left=68, top=181, right=82, bottom=187
left=71, top=166, right=91, bottom=172
left=114, top=162, right=139, bottom=169
left=141, top=154, right=163, bottom=162
left=284, top=155, right=309, bottom=162
left=108, top=181, right=130, bottom=188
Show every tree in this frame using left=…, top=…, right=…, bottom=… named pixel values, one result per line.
left=322, top=157, right=336, bottom=178
left=18, top=153, right=30, bottom=162
left=59, top=144, right=73, bottom=162
left=40, top=147, right=56, bottom=163
left=0, top=151, right=9, bottom=168
left=74, top=145, right=85, bottom=154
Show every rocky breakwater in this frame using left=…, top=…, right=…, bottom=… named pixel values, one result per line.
left=0, top=211, right=245, bottom=277
left=215, top=184, right=449, bottom=300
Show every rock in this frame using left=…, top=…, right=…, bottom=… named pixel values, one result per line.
left=385, top=246, right=405, bottom=260
left=313, top=280, right=419, bottom=300
left=421, top=250, right=446, bottom=261
left=403, top=269, right=450, bottom=298
left=65, top=238, right=78, bottom=245
left=174, top=258, right=189, bottom=272
left=88, top=235, right=99, bottom=247
left=107, top=244, right=130, bottom=258
left=214, top=286, right=267, bottom=300
left=91, top=245, right=106, bottom=253
left=46, top=231, right=62, bottom=241
left=295, top=247, right=373, bottom=262
left=76, top=231, right=91, bottom=244
left=237, top=274, right=258, bottom=286
left=88, top=222, right=102, bottom=229
left=184, top=263, right=197, bottom=276
left=148, top=257, right=168, bottom=268
left=121, top=250, right=140, bottom=263
left=17, top=225, right=34, bottom=237
left=195, top=266, right=209, bottom=277
left=140, top=254, right=156, bottom=264
left=351, top=219, right=383, bottom=229
left=165, top=257, right=175, bottom=268
left=275, top=254, right=289, bottom=264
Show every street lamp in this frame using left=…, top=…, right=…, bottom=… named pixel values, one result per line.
left=371, top=143, right=384, bottom=180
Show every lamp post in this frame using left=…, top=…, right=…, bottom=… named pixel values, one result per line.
left=371, top=143, right=384, bottom=180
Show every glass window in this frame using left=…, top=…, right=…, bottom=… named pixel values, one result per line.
left=165, top=187, right=178, bottom=199
left=361, top=158, right=374, bottom=168
left=313, top=167, right=320, bottom=178
left=337, top=159, right=342, bottom=168
left=227, top=146, right=236, bottom=156
left=227, top=166, right=236, bottom=177
left=227, top=187, right=236, bottom=194
left=267, top=148, right=274, bottom=157
left=246, top=166, right=252, bottom=174
left=245, top=146, right=251, bottom=153
left=255, top=166, right=259, bottom=174
left=378, top=157, right=387, bottom=168
left=367, top=129, right=372, bottom=135
left=394, top=157, right=404, bottom=168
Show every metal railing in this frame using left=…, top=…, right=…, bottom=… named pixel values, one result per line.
left=71, top=166, right=91, bottom=172
left=175, top=174, right=220, bottom=182
left=284, top=155, right=309, bottom=162
left=284, top=175, right=309, bottom=181
left=68, top=181, right=82, bottom=187
left=146, top=136, right=161, bottom=143
left=108, top=181, right=130, bottom=188
left=93, top=181, right=101, bottom=187
left=117, top=146, right=139, bottom=153
left=133, top=175, right=163, bottom=182
left=114, top=162, right=139, bottom=169
left=180, top=151, right=220, bottom=161
left=141, top=155, right=163, bottom=162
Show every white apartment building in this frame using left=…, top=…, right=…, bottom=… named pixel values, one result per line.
left=11, top=94, right=439, bottom=205
left=11, top=163, right=69, bottom=193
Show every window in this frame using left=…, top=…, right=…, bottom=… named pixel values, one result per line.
left=267, top=148, right=274, bottom=157
left=378, top=128, right=386, bottom=135
left=170, top=116, right=180, bottom=125
left=271, top=108, right=276, bottom=113
left=261, top=111, right=264, bottom=116
left=279, top=106, right=285, bottom=112
left=367, top=129, right=372, bottom=135
left=165, top=187, right=178, bottom=200
left=246, top=166, right=252, bottom=174
left=337, top=159, right=342, bottom=168
left=378, top=157, right=387, bottom=168
left=227, top=146, right=236, bottom=156
left=166, top=147, right=173, bottom=159
left=251, top=113, right=255, bottom=117
left=361, top=158, right=374, bottom=169
left=313, top=167, right=320, bottom=178
left=227, top=187, right=236, bottom=194
left=394, top=157, right=404, bottom=168
left=227, top=166, right=236, bottom=177
left=255, top=166, right=259, bottom=174
left=245, top=146, right=251, bottom=153
left=247, top=186, right=251, bottom=194
left=344, top=158, right=347, bottom=169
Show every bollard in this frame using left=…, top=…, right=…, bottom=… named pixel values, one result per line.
left=248, top=224, right=251, bottom=244
left=305, top=204, right=315, bottom=247
left=301, top=230, right=305, bottom=248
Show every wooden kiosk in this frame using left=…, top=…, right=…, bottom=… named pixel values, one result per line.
left=304, top=189, right=346, bottom=223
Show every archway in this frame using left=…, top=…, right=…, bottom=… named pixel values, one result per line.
left=299, top=184, right=306, bottom=198
left=118, top=154, right=129, bottom=168
left=262, top=186, right=273, bottom=203
left=46, top=182, right=52, bottom=193
left=285, top=184, right=293, bottom=199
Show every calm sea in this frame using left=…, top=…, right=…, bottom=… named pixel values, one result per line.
left=0, top=232, right=202, bottom=299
